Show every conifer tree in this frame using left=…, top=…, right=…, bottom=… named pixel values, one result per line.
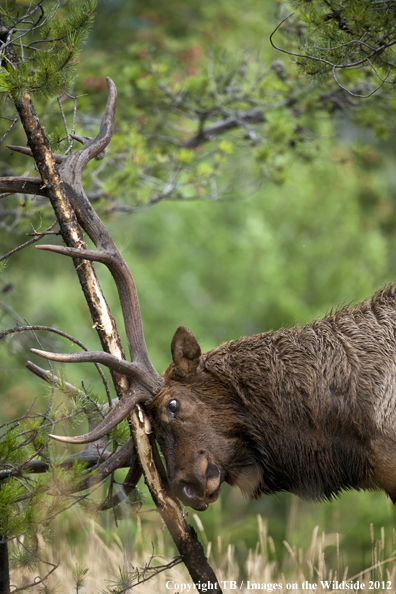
left=276, top=1, right=396, bottom=100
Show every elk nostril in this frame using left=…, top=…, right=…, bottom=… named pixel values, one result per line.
left=206, top=463, right=220, bottom=481
left=183, top=485, right=196, bottom=499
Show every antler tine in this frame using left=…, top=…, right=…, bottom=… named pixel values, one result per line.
left=35, top=243, right=116, bottom=263
left=49, top=389, right=151, bottom=444
left=7, top=145, right=34, bottom=158
left=70, top=134, right=88, bottom=145
left=6, top=78, right=115, bottom=183
left=63, top=77, right=117, bottom=176
left=30, top=347, right=164, bottom=393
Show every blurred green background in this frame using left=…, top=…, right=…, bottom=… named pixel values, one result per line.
left=1, top=0, right=396, bottom=581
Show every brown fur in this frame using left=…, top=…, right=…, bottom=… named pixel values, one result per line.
left=147, top=285, right=396, bottom=511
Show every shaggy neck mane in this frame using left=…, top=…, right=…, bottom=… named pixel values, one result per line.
left=199, top=286, right=396, bottom=500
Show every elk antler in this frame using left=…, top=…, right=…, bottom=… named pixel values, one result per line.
left=22, top=360, right=143, bottom=499
left=48, top=392, right=149, bottom=444
left=31, top=78, right=164, bottom=444
left=29, top=346, right=162, bottom=393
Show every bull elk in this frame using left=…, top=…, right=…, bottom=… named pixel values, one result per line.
left=29, top=79, right=396, bottom=514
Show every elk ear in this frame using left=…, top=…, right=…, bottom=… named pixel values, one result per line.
left=171, top=326, right=202, bottom=375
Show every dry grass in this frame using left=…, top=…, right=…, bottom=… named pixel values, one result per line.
left=9, top=512, right=396, bottom=593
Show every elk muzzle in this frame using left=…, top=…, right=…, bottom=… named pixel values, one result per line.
left=171, top=456, right=223, bottom=511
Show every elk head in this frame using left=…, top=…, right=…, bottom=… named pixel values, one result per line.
left=146, top=327, right=226, bottom=511
left=147, top=326, right=264, bottom=511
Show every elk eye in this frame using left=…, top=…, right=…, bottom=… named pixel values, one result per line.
left=167, top=399, right=179, bottom=415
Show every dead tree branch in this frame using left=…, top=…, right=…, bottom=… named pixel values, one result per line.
left=1, top=75, right=222, bottom=590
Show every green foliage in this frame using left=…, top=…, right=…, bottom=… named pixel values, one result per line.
left=77, top=41, right=328, bottom=212
left=0, top=479, right=27, bottom=537
left=260, top=1, right=396, bottom=142
left=109, top=420, right=130, bottom=447
left=0, top=357, right=124, bottom=586
left=286, top=0, right=396, bottom=96
left=0, top=0, right=96, bottom=98
left=46, top=461, right=86, bottom=501
left=73, top=562, right=89, bottom=592
left=0, top=425, right=28, bottom=467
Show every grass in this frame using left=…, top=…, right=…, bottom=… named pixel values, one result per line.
left=9, top=511, right=396, bottom=593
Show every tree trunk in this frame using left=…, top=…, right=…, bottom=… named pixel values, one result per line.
left=0, top=538, right=10, bottom=594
